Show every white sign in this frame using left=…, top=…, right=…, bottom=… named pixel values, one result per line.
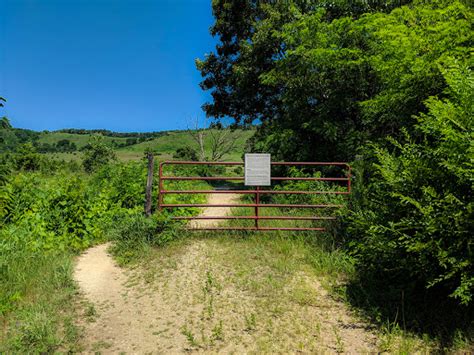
left=245, top=154, right=271, bottom=186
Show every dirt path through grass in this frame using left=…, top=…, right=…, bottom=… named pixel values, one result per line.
left=74, top=193, right=379, bottom=353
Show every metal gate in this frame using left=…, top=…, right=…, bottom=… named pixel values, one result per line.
left=158, top=161, right=351, bottom=231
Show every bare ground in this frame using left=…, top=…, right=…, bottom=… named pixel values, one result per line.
left=74, top=193, right=379, bottom=353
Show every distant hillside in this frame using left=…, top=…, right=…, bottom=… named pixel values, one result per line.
left=37, top=128, right=255, bottom=161
left=56, top=128, right=169, bottom=139
left=38, top=132, right=134, bottom=150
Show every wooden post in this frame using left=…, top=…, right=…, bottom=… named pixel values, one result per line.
left=145, top=152, right=154, bottom=217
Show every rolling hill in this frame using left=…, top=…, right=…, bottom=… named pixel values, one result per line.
left=37, top=128, right=255, bottom=161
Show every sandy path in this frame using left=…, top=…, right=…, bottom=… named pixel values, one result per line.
left=189, top=193, right=239, bottom=228
left=74, top=193, right=378, bottom=353
left=73, top=193, right=238, bottom=353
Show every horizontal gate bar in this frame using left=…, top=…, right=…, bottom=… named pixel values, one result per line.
left=158, top=160, right=351, bottom=232
left=161, top=161, right=349, bottom=167
left=161, top=176, right=348, bottom=181
left=161, top=203, right=343, bottom=208
left=172, top=216, right=336, bottom=220
left=161, top=190, right=349, bottom=195
left=185, top=227, right=327, bottom=231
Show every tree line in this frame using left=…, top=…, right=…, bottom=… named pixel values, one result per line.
left=56, top=128, right=169, bottom=139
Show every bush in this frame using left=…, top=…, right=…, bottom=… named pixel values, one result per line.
left=82, top=136, right=116, bottom=173
left=14, top=143, right=42, bottom=171
left=346, top=60, right=473, bottom=310
left=106, top=210, right=178, bottom=265
left=173, top=146, right=198, bottom=161
left=92, top=162, right=146, bottom=209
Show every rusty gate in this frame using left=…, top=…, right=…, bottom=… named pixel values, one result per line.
left=157, top=161, right=351, bottom=231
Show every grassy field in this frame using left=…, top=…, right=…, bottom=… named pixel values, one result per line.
left=38, top=132, right=130, bottom=149
left=40, top=129, right=254, bottom=162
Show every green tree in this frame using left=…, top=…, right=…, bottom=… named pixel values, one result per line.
left=173, top=147, right=198, bottom=161
left=82, top=136, right=116, bottom=173
left=55, top=139, right=77, bottom=152
left=199, top=0, right=470, bottom=162
left=348, top=59, right=473, bottom=306
left=0, top=117, right=12, bottom=129
left=15, top=143, right=42, bottom=171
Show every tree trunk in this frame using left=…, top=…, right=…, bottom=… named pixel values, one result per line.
left=145, top=152, right=154, bottom=217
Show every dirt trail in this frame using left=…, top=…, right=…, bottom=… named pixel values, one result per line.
left=189, top=193, right=240, bottom=228
left=73, top=193, right=238, bottom=353
left=74, top=193, right=378, bottom=353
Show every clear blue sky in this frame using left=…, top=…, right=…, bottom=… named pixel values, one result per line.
left=0, top=0, right=216, bottom=132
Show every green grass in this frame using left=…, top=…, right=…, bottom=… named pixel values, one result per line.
left=119, top=189, right=472, bottom=353
left=40, top=128, right=255, bottom=162
left=124, top=230, right=437, bottom=353
left=38, top=132, right=129, bottom=149
left=0, top=251, right=81, bottom=352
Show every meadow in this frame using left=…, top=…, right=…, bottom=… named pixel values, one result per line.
left=37, top=128, right=255, bottom=162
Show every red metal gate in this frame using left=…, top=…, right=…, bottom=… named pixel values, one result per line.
left=158, top=161, right=351, bottom=231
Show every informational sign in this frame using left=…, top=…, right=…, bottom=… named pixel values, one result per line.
left=245, top=153, right=271, bottom=186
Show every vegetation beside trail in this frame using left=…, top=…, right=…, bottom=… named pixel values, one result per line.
left=0, top=143, right=207, bottom=351
left=198, top=0, right=473, bottom=347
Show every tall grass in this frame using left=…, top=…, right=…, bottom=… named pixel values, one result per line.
left=0, top=244, right=79, bottom=352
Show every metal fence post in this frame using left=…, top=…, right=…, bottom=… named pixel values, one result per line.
left=255, top=186, right=260, bottom=230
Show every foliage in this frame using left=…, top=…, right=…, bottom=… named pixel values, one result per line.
left=36, top=139, right=77, bottom=153
left=13, top=143, right=42, bottom=171
left=0, top=125, right=40, bottom=153
left=173, top=146, right=198, bottom=161
left=91, top=162, right=146, bottom=209
left=57, top=128, right=169, bottom=139
left=0, top=247, right=79, bottom=353
left=346, top=59, right=473, bottom=320
left=82, top=135, right=116, bottom=173
left=272, top=167, right=347, bottom=207
left=106, top=210, right=179, bottom=265
left=1, top=117, right=12, bottom=129
left=0, top=146, right=212, bottom=350
left=200, top=0, right=474, bottom=343
left=197, top=0, right=411, bottom=126
left=200, top=0, right=471, bottom=162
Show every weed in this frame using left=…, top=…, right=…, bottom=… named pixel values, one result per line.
left=244, top=313, right=257, bottom=331
left=206, top=294, right=214, bottom=319
left=332, top=326, right=344, bottom=353
left=181, top=325, right=199, bottom=348
left=91, top=340, right=112, bottom=351
left=204, top=270, right=221, bottom=293
left=85, top=303, right=97, bottom=322
left=211, top=320, right=224, bottom=342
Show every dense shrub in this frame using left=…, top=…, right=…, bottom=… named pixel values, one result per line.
left=92, top=162, right=146, bottom=209
left=173, top=146, right=198, bottom=161
left=82, top=136, right=116, bottom=173
left=14, top=143, right=42, bottom=171
left=346, top=60, right=473, bottom=307
left=106, top=210, right=179, bottom=265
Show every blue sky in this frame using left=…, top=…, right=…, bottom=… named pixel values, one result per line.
left=0, top=0, right=217, bottom=132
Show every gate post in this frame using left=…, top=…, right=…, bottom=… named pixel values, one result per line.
left=145, top=152, right=154, bottom=217
left=158, top=162, right=164, bottom=212
left=255, top=186, right=260, bottom=230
